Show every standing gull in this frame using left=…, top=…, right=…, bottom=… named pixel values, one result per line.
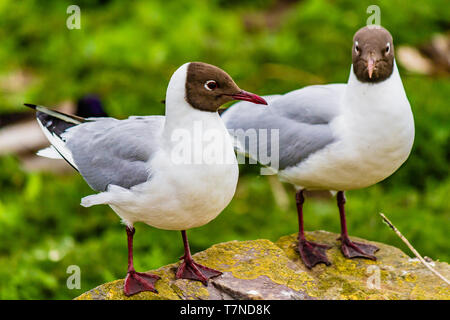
left=26, top=62, right=267, bottom=295
left=223, top=26, right=415, bottom=268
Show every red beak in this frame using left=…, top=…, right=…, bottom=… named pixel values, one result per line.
left=231, top=90, right=267, bottom=105
left=368, top=58, right=375, bottom=79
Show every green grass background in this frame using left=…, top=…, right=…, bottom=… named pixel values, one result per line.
left=0, top=0, right=448, bottom=299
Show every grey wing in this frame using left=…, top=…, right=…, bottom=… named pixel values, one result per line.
left=222, top=84, right=345, bottom=170
left=64, top=116, right=165, bottom=191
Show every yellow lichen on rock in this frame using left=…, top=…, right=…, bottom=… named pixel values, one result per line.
left=76, top=230, right=450, bottom=300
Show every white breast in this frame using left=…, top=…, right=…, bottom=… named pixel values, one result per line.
left=105, top=110, right=239, bottom=230
left=280, top=62, right=415, bottom=191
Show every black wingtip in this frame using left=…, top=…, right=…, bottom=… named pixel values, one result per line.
left=24, top=103, right=37, bottom=109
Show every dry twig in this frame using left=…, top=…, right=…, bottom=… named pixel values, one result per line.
left=379, top=213, right=449, bottom=286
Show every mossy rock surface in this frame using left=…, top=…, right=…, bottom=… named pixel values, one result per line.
left=76, top=231, right=450, bottom=300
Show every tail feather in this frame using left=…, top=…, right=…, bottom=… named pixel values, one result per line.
left=25, top=103, right=83, bottom=171
left=81, top=193, right=112, bottom=207
left=36, top=146, right=63, bottom=159
left=24, top=103, right=86, bottom=125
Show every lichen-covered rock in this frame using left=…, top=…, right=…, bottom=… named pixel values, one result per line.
left=76, top=231, right=450, bottom=300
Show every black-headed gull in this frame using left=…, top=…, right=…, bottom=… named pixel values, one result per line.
left=223, top=26, right=415, bottom=268
left=26, top=62, right=267, bottom=295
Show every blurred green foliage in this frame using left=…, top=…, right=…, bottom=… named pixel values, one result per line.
left=0, top=0, right=448, bottom=299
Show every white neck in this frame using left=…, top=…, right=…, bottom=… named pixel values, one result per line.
left=162, top=63, right=224, bottom=140
left=339, top=58, right=414, bottom=157
left=164, top=63, right=190, bottom=129
left=344, top=60, right=408, bottom=111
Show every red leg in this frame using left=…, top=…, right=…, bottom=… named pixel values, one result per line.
left=176, top=230, right=222, bottom=285
left=337, top=191, right=379, bottom=260
left=296, top=190, right=331, bottom=268
left=123, top=226, right=160, bottom=296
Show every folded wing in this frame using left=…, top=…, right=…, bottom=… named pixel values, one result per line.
left=222, top=84, right=345, bottom=170
left=28, top=104, right=164, bottom=191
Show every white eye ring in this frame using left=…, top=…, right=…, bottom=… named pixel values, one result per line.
left=204, top=80, right=217, bottom=91
left=385, top=42, right=391, bottom=54
left=354, top=41, right=360, bottom=53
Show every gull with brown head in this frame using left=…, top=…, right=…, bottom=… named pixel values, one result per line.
left=223, top=26, right=414, bottom=268
left=26, top=62, right=267, bottom=296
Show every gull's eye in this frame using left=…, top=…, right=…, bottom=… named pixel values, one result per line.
left=204, top=80, right=217, bottom=91
left=385, top=42, right=391, bottom=54
left=354, top=41, right=360, bottom=54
